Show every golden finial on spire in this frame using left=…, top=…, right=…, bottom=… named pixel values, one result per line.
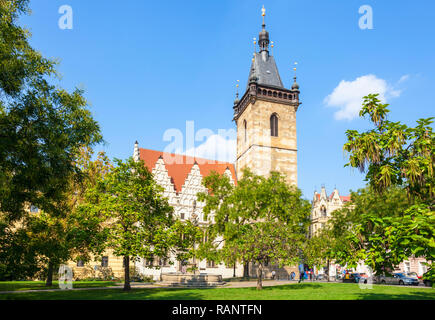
left=261, top=5, right=266, bottom=26
left=292, top=62, right=299, bottom=90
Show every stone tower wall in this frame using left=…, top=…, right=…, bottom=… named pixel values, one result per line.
left=236, top=99, right=297, bottom=186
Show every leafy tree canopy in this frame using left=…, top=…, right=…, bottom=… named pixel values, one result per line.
left=0, top=0, right=102, bottom=222
left=198, top=168, right=311, bottom=289
left=337, top=94, right=435, bottom=279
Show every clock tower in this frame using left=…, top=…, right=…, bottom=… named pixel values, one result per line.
left=233, top=8, right=301, bottom=185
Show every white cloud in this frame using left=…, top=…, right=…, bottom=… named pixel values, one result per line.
left=324, top=74, right=404, bottom=121
left=398, top=74, right=410, bottom=83
left=185, top=134, right=236, bottom=163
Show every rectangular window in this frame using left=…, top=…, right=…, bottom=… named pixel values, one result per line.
left=30, top=205, right=39, bottom=213
left=159, top=258, right=168, bottom=266
left=146, top=256, right=154, bottom=267
left=207, top=260, right=216, bottom=268
left=101, top=256, right=109, bottom=267
left=77, top=260, right=84, bottom=267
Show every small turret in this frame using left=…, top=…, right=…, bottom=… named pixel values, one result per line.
left=133, top=140, right=140, bottom=162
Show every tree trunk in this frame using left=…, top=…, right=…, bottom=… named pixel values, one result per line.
left=233, top=263, right=236, bottom=277
left=123, top=256, right=131, bottom=291
left=256, top=263, right=263, bottom=290
left=327, top=259, right=330, bottom=282
left=45, top=260, right=54, bottom=287
left=243, top=261, right=249, bottom=278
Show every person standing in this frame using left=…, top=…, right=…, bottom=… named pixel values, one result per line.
left=298, top=264, right=305, bottom=283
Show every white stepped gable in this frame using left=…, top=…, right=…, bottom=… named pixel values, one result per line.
left=179, top=163, right=207, bottom=222
left=151, top=157, right=177, bottom=205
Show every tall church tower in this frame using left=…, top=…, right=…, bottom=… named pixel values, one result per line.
left=233, top=7, right=301, bottom=185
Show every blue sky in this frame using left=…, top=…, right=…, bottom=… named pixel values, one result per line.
left=21, top=0, right=434, bottom=199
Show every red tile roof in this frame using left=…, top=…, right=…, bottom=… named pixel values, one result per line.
left=315, top=192, right=350, bottom=202
left=139, top=148, right=237, bottom=193
left=340, top=195, right=351, bottom=202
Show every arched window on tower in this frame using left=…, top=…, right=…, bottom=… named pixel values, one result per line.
left=244, top=120, right=247, bottom=143
left=270, top=113, right=278, bottom=137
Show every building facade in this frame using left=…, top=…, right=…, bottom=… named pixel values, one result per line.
left=309, top=186, right=428, bottom=278
left=310, top=186, right=350, bottom=238
left=133, top=146, right=243, bottom=280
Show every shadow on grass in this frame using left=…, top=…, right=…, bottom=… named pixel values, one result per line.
left=261, top=283, right=323, bottom=290
left=1, top=287, right=207, bottom=301
left=0, top=281, right=118, bottom=292
left=356, top=291, right=435, bottom=300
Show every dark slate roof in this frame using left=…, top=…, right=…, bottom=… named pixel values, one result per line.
left=247, top=52, right=284, bottom=89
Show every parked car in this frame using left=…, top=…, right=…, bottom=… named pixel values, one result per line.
left=316, top=274, right=326, bottom=281
left=352, top=273, right=369, bottom=284
left=405, top=272, right=421, bottom=280
left=422, top=271, right=433, bottom=287
left=342, top=272, right=355, bottom=283
left=379, top=273, right=419, bottom=286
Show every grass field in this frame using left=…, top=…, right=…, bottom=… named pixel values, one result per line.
left=1, top=282, right=434, bottom=300
left=0, top=280, right=118, bottom=292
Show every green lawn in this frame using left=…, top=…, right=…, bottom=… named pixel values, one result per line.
left=1, top=282, right=433, bottom=300
left=0, top=280, right=118, bottom=292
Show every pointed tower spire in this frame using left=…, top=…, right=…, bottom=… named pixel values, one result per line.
left=258, top=5, right=270, bottom=54
left=245, top=6, right=283, bottom=90
left=249, top=54, right=258, bottom=84
left=133, top=140, right=140, bottom=162
left=292, top=62, right=300, bottom=91
left=234, top=80, right=240, bottom=104
left=320, top=185, right=327, bottom=200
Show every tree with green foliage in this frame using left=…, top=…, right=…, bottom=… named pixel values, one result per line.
left=0, top=0, right=102, bottom=222
left=0, top=0, right=104, bottom=284
left=326, top=186, right=414, bottom=276
left=303, top=227, right=335, bottom=281
left=340, top=94, right=435, bottom=280
left=80, top=157, right=201, bottom=291
left=198, top=169, right=311, bottom=290
left=0, top=148, right=111, bottom=284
